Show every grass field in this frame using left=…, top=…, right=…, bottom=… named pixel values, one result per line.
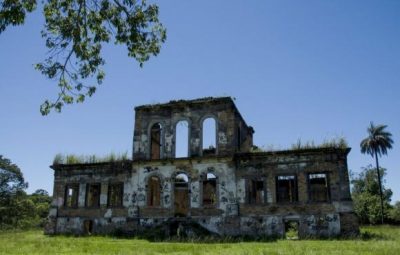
left=0, top=225, right=399, bottom=255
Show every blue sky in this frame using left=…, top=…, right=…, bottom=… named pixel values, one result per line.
left=0, top=1, right=399, bottom=201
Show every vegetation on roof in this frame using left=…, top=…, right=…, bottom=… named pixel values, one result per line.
left=251, top=137, right=348, bottom=153
left=52, top=152, right=130, bottom=165
left=290, top=137, right=348, bottom=150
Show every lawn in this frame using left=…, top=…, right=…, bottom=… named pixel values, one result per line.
left=0, top=225, right=399, bottom=255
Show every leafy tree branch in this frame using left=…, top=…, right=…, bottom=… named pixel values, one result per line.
left=0, top=0, right=166, bottom=115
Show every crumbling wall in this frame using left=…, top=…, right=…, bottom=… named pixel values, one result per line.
left=132, top=97, right=254, bottom=159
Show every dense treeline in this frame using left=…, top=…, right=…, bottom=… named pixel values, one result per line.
left=0, top=155, right=51, bottom=229
left=351, top=165, right=400, bottom=224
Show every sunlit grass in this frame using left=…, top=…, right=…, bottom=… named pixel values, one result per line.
left=0, top=225, right=399, bottom=254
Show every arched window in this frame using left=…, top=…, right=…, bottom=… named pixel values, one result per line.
left=202, top=173, right=217, bottom=206
left=148, top=176, right=161, bottom=206
left=150, top=123, right=162, bottom=159
left=174, top=173, right=189, bottom=216
left=202, top=118, right=216, bottom=155
left=175, top=120, right=189, bottom=158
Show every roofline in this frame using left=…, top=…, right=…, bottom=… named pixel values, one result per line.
left=235, top=147, right=351, bottom=158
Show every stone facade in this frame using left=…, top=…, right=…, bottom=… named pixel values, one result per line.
left=45, top=97, right=359, bottom=238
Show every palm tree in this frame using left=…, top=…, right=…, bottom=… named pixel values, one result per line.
left=360, top=122, right=394, bottom=224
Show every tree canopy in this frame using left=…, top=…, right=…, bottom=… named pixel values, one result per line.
left=0, top=0, right=166, bottom=115
left=0, top=155, right=27, bottom=197
left=0, top=155, right=52, bottom=229
left=360, top=122, right=394, bottom=224
left=351, top=165, right=392, bottom=224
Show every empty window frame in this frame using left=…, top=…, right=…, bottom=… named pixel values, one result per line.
left=276, top=175, right=298, bottom=203
left=108, top=183, right=123, bottom=207
left=237, top=126, right=241, bottom=151
left=86, top=183, right=101, bottom=207
left=202, top=118, right=216, bottom=155
left=247, top=179, right=265, bottom=204
left=150, top=123, right=162, bottom=159
left=148, top=176, right=161, bottom=207
left=308, top=173, right=330, bottom=202
left=65, top=184, right=79, bottom=207
left=175, top=120, right=189, bottom=158
left=202, top=173, right=217, bottom=206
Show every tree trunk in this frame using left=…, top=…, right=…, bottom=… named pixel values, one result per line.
left=375, top=150, right=384, bottom=224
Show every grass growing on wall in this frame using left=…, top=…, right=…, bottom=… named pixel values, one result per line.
left=0, top=225, right=399, bottom=255
left=53, top=152, right=129, bottom=165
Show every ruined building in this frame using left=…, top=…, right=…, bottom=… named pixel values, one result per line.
left=45, top=97, right=359, bottom=237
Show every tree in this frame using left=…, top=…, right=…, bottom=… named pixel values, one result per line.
left=389, top=201, right=400, bottom=223
left=351, top=165, right=392, bottom=224
left=0, top=156, right=52, bottom=229
left=0, top=155, right=28, bottom=198
left=0, top=155, right=28, bottom=228
left=360, top=122, right=394, bottom=224
left=0, top=0, right=166, bottom=115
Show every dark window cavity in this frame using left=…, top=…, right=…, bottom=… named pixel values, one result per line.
left=276, top=175, right=298, bottom=203
left=237, top=126, right=241, bottom=151
left=86, top=183, right=101, bottom=207
left=202, top=173, right=217, bottom=206
left=308, top=173, right=330, bottom=202
left=150, top=123, right=162, bottom=159
left=108, top=183, right=123, bottom=207
left=148, top=176, right=161, bottom=206
left=65, top=184, right=79, bottom=207
left=247, top=179, right=265, bottom=204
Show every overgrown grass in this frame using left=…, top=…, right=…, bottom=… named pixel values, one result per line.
left=252, top=137, right=348, bottom=153
left=0, top=225, right=399, bottom=254
left=53, top=152, right=130, bottom=165
left=290, top=137, right=348, bottom=150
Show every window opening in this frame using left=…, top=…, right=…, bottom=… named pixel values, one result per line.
left=108, top=183, right=123, bottom=207
left=150, top=123, right=162, bottom=159
left=276, top=175, right=298, bottom=203
left=176, top=121, right=189, bottom=158
left=247, top=179, right=264, bottom=204
left=86, top=183, right=101, bottom=207
left=65, top=184, right=79, bottom=207
left=308, top=173, right=329, bottom=202
left=174, top=173, right=189, bottom=217
left=202, top=118, right=216, bottom=155
left=237, top=126, right=241, bottom=151
left=148, top=176, right=161, bottom=206
left=203, top=173, right=217, bottom=206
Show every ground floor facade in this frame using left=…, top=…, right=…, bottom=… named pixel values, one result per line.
left=45, top=148, right=359, bottom=238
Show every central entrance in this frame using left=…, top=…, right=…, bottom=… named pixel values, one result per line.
left=174, top=173, right=189, bottom=217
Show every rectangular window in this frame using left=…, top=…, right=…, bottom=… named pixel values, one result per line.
left=65, top=184, right=79, bottom=208
left=108, top=183, right=123, bottom=207
left=308, top=173, right=329, bottom=202
left=276, top=175, right=298, bottom=203
left=86, top=183, right=101, bottom=207
left=202, top=174, right=217, bottom=206
left=247, top=180, right=264, bottom=204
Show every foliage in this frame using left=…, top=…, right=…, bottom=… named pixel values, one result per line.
left=291, top=137, right=348, bottom=150
left=0, top=155, right=51, bottom=229
left=360, top=122, right=394, bottom=157
left=0, top=155, right=28, bottom=197
left=388, top=201, right=400, bottom=223
left=351, top=165, right=392, bottom=224
left=360, top=122, right=394, bottom=224
left=0, top=0, right=166, bottom=115
left=53, top=151, right=129, bottom=165
left=1, top=226, right=400, bottom=254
